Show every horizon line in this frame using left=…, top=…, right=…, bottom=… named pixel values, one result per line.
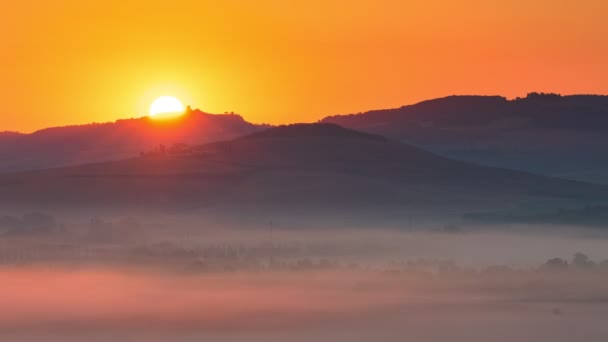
left=3, top=91, right=608, bottom=135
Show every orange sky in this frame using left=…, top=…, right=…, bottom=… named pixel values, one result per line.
left=2, top=0, right=608, bottom=132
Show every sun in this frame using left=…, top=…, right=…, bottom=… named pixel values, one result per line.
left=149, top=96, right=185, bottom=119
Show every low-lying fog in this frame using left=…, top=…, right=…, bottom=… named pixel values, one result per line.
left=1, top=212, right=607, bottom=341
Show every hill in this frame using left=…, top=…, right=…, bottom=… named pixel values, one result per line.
left=0, top=123, right=606, bottom=226
left=0, top=109, right=266, bottom=173
left=322, top=93, right=608, bottom=184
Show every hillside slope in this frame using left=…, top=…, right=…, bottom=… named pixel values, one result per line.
left=0, top=124, right=605, bottom=225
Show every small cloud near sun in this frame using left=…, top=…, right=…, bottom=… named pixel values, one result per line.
left=149, top=96, right=185, bottom=119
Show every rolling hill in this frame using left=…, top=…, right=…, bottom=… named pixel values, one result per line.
left=0, top=123, right=606, bottom=225
left=322, top=93, right=608, bottom=184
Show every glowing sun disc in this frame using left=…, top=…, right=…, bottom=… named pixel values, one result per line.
left=149, top=96, right=185, bottom=118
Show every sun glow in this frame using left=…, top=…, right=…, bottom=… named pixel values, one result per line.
left=149, top=96, right=185, bottom=119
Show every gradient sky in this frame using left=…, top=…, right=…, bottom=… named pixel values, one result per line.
left=2, top=0, right=608, bottom=132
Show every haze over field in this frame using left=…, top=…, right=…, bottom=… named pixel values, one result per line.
left=1, top=216, right=608, bottom=341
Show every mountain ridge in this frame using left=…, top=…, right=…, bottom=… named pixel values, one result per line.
left=3, top=92, right=608, bottom=183
left=322, top=93, right=608, bottom=184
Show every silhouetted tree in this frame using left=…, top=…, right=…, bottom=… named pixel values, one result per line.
left=572, top=252, right=595, bottom=269
left=541, top=257, right=569, bottom=271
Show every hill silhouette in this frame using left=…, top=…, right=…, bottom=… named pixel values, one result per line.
left=1, top=123, right=606, bottom=225
left=322, top=93, right=608, bottom=184
left=0, top=109, right=266, bottom=173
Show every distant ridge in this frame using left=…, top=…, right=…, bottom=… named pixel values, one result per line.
left=324, top=93, right=608, bottom=130
left=322, top=93, right=608, bottom=184
left=0, top=109, right=267, bottom=173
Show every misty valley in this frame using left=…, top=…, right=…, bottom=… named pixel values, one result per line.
left=0, top=209, right=608, bottom=341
